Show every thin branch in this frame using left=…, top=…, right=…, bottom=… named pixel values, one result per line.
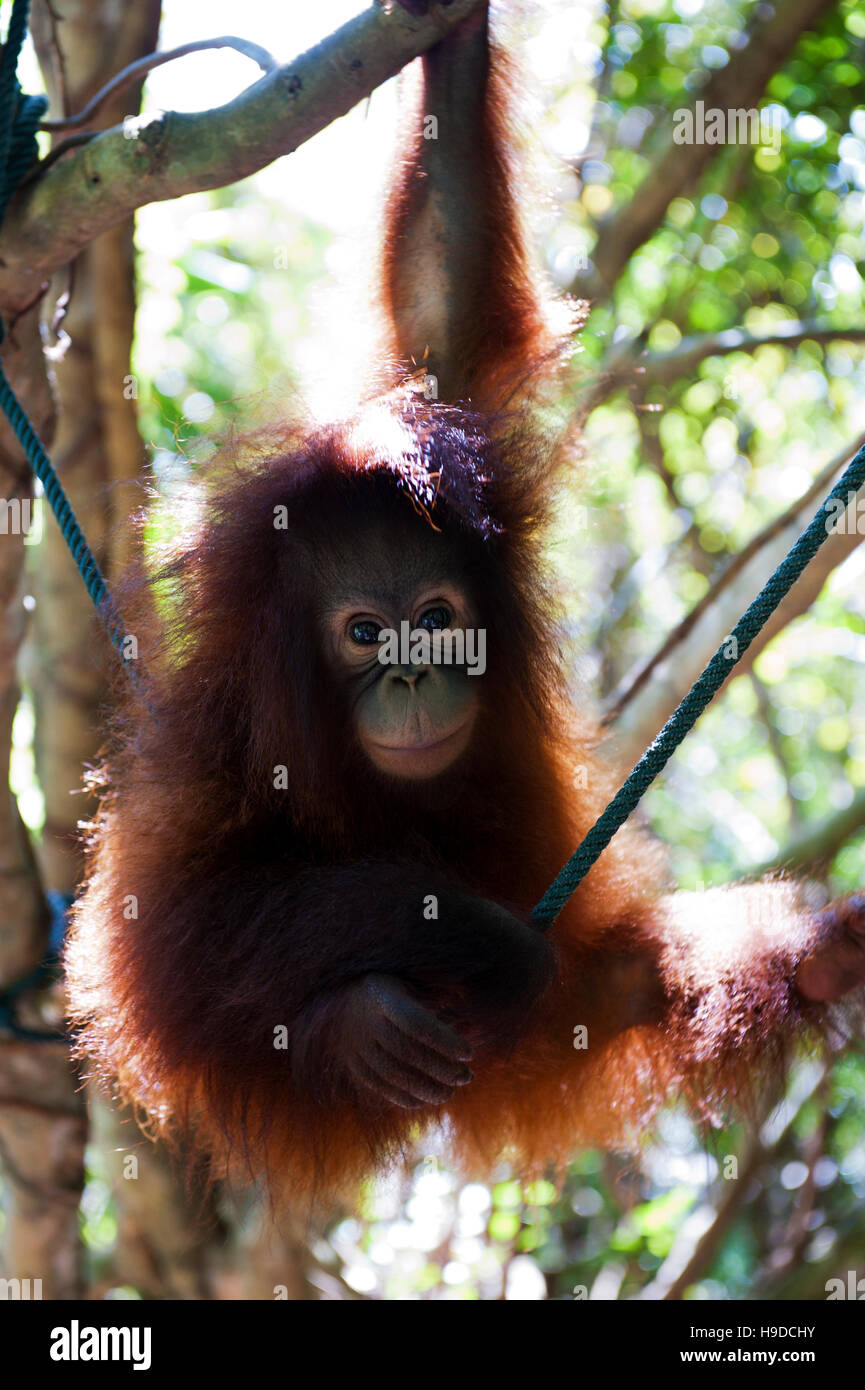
left=0, top=1126, right=82, bottom=1203
left=572, top=0, right=837, bottom=302
left=579, top=321, right=865, bottom=417
left=638, top=321, right=865, bottom=389
left=39, top=36, right=279, bottom=132
left=39, top=0, right=69, bottom=118
left=28, top=129, right=93, bottom=178
left=754, top=1079, right=830, bottom=1293
left=605, top=430, right=865, bottom=725
left=645, top=143, right=749, bottom=328
left=0, top=1094, right=82, bottom=1119
left=0, top=0, right=486, bottom=315
left=748, top=670, right=799, bottom=830
left=748, top=787, right=865, bottom=880
left=641, top=1062, right=830, bottom=1300
left=585, top=0, right=621, bottom=156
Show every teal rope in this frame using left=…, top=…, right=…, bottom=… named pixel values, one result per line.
left=0, top=0, right=45, bottom=231
left=0, top=892, right=70, bottom=1041
left=0, top=371, right=126, bottom=650
left=0, top=0, right=126, bottom=654
left=532, top=440, right=865, bottom=927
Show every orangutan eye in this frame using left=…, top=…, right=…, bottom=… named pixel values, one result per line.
left=349, top=619, right=382, bottom=645
left=418, top=605, right=451, bottom=632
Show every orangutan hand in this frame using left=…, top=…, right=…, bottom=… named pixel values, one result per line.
left=796, top=894, right=865, bottom=1003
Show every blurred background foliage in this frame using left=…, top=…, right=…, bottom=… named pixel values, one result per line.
left=6, top=0, right=865, bottom=1299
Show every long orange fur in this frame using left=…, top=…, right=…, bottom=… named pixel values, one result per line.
left=65, top=7, right=854, bottom=1207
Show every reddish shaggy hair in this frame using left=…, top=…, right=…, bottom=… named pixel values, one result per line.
left=65, top=6, right=843, bottom=1207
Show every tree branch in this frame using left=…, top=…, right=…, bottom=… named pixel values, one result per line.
left=641, top=1062, right=830, bottom=1300
left=573, top=0, right=837, bottom=301
left=39, top=36, right=278, bottom=131
left=0, top=0, right=486, bottom=314
left=749, top=788, right=865, bottom=880
left=581, top=322, right=865, bottom=415
left=638, top=321, right=865, bottom=389
left=603, top=432, right=865, bottom=766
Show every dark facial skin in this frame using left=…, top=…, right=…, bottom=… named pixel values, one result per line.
left=318, top=517, right=481, bottom=780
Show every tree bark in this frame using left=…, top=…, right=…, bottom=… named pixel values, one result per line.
left=0, top=0, right=486, bottom=313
